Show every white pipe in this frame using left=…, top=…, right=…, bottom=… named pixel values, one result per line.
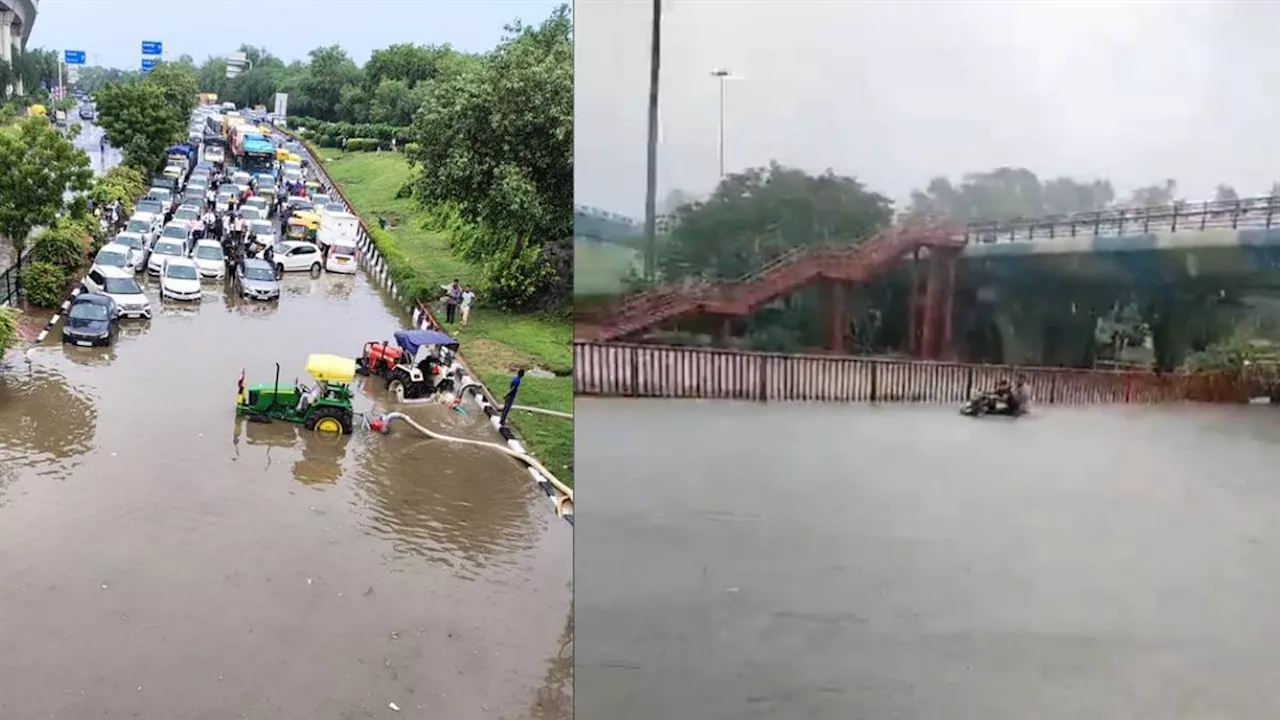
left=511, top=405, right=573, bottom=419
left=379, top=411, right=574, bottom=505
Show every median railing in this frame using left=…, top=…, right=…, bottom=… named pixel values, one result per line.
left=574, top=342, right=1261, bottom=405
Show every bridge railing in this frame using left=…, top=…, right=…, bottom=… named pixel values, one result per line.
left=959, top=196, right=1280, bottom=244
left=575, top=341, right=1263, bottom=405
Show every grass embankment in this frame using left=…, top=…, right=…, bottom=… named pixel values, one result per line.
left=318, top=150, right=574, bottom=486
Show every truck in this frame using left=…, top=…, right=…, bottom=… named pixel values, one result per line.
left=316, top=208, right=360, bottom=252
left=242, top=136, right=275, bottom=173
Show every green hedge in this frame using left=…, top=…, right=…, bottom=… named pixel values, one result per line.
left=365, top=225, right=436, bottom=305
left=0, top=305, right=18, bottom=357
left=294, top=117, right=412, bottom=150
left=21, top=261, right=67, bottom=308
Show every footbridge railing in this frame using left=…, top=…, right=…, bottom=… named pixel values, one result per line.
left=960, top=195, right=1280, bottom=244
left=574, top=342, right=1262, bottom=405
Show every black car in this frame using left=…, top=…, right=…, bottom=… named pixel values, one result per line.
left=62, top=293, right=119, bottom=347
left=79, top=105, right=94, bottom=121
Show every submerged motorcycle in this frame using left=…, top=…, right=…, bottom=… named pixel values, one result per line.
left=960, top=390, right=1028, bottom=418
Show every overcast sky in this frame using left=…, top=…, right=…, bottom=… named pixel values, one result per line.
left=576, top=0, right=1280, bottom=218
left=30, top=0, right=560, bottom=70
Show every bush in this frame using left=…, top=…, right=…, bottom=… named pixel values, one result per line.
left=21, top=261, right=68, bottom=308
left=0, top=304, right=19, bottom=357
left=479, top=243, right=562, bottom=313
left=29, top=225, right=87, bottom=270
left=365, top=226, right=434, bottom=305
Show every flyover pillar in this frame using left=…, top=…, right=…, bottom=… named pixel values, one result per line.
left=825, top=278, right=848, bottom=354
left=0, top=12, right=11, bottom=99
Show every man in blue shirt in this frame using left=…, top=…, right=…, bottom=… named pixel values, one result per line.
left=500, top=369, right=525, bottom=426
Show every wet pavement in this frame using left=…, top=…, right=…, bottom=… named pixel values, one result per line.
left=0, top=270, right=571, bottom=718
left=577, top=398, right=1280, bottom=720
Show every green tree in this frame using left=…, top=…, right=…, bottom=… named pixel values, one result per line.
left=0, top=116, right=92, bottom=255
left=94, top=80, right=185, bottom=172
left=1127, top=179, right=1178, bottom=208
left=407, top=5, right=572, bottom=260
left=1214, top=183, right=1239, bottom=202
left=659, top=163, right=893, bottom=282
left=363, top=43, right=455, bottom=93
left=143, top=62, right=199, bottom=117
left=369, top=78, right=419, bottom=126
left=908, top=167, right=1115, bottom=223
left=298, top=45, right=361, bottom=120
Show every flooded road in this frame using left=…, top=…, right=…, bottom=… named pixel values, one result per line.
left=0, top=270, right=571, bottom=718
left=577, top=399, right=1280, bottom=720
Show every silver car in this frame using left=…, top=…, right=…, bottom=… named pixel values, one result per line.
left=239, top=258, right=280, bottom=301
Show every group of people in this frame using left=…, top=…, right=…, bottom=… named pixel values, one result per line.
left=441, top=279, right=477, bottom=327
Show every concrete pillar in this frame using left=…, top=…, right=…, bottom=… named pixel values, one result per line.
left=0, top=12, right=12, bottom=99
left=825, top=279, right=848, bottom=354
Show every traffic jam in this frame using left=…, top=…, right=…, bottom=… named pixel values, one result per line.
left=64, top=99, right=363, bottom=348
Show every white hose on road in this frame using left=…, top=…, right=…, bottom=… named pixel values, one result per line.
left=378, top=411, right=574, bottom=519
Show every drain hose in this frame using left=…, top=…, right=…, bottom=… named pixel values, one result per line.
left=377, top=411, right=574, bottom=518
left=510, top=405, right=573, bottom=419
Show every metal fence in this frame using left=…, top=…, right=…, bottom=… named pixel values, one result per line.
left=0, top=256, right=19, bottom=307
left=574, top=341, right=1257, bottom=405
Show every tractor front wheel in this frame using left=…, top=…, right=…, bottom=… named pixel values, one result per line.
left=305, top=406, right=353, bottom=434
left=388, top=379, right=407, bottom=403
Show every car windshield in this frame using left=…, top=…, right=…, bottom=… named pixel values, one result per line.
left=244, top=265, right=276, bottom=281
left=114, top=234, right=142, bottom=249
left=95, top=250, right=127, bottom=267
left=331, top=244, right=357, bottom=256
left=155, top=242, right=182, bottom=255
left=250, top=222, right=272, bottom=235
left=103, top=277, right=142, bottom=295
left=137, top=201, right=162, bottom=214
left=195, top=245, right=223, bottom=260
left=126, top=221, right=149, bottom=234
left=165, top=264, right=198, bottom=280
left=69, top=302, right=108, bottom=321
left=162, top=226, right=186, bottom=239
left=175, top=210, right=198, bottom=221
left=258, top=177, right=276, bottom=188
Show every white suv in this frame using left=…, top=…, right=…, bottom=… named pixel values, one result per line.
left=83, top=266, right=151, bottom=318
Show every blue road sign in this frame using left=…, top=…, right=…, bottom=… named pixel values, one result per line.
left=141, top=58, right=159, bottom=72
left=63, top=50, right=86, bottom=65
left=141, top=40, right=162, bottom=56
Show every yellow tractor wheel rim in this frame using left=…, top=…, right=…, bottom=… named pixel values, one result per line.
left=315, top=417, right=342, bottom=434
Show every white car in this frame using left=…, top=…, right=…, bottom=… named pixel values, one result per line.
left=241, top=206, right=266, bottom=221
left=191, top=240, right=226, bottom=279
left=111, top=232, right=148, bottom=271
left=215, top=192, right=234, bottom=214
left=126, top=212, right=160, bottom=244
left=160, top=257, right=202, bottom=301
left=272, top=241, right=323, bottom=274
left=159, top=221, right=192, bottom=251
left=91, top=243, right=133, bottom=276
left=83, top=266, right=151, bottom=318
left=325, top=241, right=358, bottom=274
left=205, top=145, right=225, bottom=164
left=147, top=238, right=186, bottom=275
left=144, top=188, right=172, bottom=212
left=248, top=220, right=276, bottom=246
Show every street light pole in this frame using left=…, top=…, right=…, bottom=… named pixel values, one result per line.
left=710, top=69, right=729, bottom=179
left=643, top=0, right=662, bottom=281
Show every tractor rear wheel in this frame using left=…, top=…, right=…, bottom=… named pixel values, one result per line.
left=305, top=405, right=353, bottom=434
left=388, top=379, right=407, bottom=402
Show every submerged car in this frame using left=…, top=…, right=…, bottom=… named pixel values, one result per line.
left=147, top=238, right=186, bottom=275
left=110, top=232, right=148, bottom=271
left=61, top=293, right=118, bottom=347
left=192, top=239, right=226, bottom=279
left=239, top=258, right=281, bottom=301
left=90, top=243, right=133, bottom=276
left=82, top=266, right=151, bottom=319
left=160, top=257, right=202, bottom=301
left=272, top=240, right=322, bottom=274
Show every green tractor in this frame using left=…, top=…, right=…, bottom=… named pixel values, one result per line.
left=235, top=354, right=357, bottom=434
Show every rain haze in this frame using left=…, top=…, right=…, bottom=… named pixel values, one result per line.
left=575, top=0, right=1280, bottom=217
left=29, top=0, right=561, bottom=68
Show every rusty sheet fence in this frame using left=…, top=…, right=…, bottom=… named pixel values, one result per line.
left=573, top=342, right=1248, bottom=405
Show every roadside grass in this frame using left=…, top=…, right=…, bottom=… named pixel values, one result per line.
left=318, top=150, right=574, bottom=486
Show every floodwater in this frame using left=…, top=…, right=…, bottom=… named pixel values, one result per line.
left=0, top=270, right=571, bottom=718
left=577, top=398, right=1280, bottom=720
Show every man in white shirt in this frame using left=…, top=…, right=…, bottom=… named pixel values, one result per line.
left=459, top=286, right=476, bottom=327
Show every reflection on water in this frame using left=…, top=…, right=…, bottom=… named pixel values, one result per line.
left=0, top=271, right=570, bottom=719
left=0, top=364, right=97, bottom=479
left=578, top=399, right=1280, bottom=720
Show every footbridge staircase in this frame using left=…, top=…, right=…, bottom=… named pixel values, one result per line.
left=595, top=221, right=967, bottom=358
